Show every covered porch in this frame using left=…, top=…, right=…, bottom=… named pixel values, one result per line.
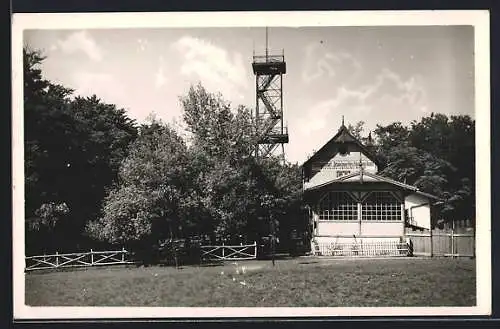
left=303, top=171, right=437, bottom=256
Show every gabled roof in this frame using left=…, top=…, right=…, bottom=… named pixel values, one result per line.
left=302, top=123, right=379, bottom=169
left=304, top=170, right=442, bottom=201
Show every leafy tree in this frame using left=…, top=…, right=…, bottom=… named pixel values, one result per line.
left=372, top=122, right=411, bottom=167
left=346, top=117, right=473, bottom=226
left=256, top=159, right=304, bottom=245
left=408, top=113, right=475, bottom=224
left=378, top=143, right=456, bottom=196
left=24, top=47, right=138, bottom=253
left=180, top=84, right=303, bottom=244
left=372, top=113, right=475, bottom=226
left=180, top=85, right=258, bottom=241
left=409, top=113, right=475, bottom=187
left=87, top=119, right=191, bottom=248
left=346, top=121, right=365, bottom=140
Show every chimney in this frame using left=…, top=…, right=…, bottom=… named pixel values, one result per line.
left=365, top=131, right=377, bottom=154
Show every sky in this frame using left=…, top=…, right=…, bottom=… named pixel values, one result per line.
left=24, top=25, right=475, bottom=164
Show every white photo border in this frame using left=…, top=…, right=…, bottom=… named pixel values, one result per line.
left=12, top=10, right=491, bottom=319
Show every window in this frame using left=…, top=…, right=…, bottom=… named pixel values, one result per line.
left=361, top=191, right=401, bottom=221
left=336, top=170, right=351, bottom=178
left=318, top=192, right=357, bottom=221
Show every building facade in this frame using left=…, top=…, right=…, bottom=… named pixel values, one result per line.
left=302, top=122, right=440, bottom=255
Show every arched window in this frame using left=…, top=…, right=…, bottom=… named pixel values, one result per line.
left=361, top=191, right=402, bottom=221
left=318, top=191, right=357, bottom=221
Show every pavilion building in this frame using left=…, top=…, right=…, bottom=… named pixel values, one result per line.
left=301, top=121, right=440, bottom=256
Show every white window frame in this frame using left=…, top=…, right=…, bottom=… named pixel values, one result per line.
left=317, top=191, right=358, bottom=221
left=360, top=191, right=402, bottom=221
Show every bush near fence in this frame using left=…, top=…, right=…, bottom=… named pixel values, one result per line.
left=131, top=238, right=203, bottom=267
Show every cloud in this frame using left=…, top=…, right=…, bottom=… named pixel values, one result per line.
left=371, top=69, right=427, bottom=108
left=302, top=43, right=362, bottom=85
left=290, top=68, right=429, bottom=164
left=71, top=71, right=126, bottom=104
left=56, top=30, right=103, bottom=61
left=137, top=38, right=148, bottom=52
left=330, top=68, right=427, bottom=110
left=154, top=56, right=168, bottom=89
left=298, top=99, right=336, bottom=133
left=155, top=67, right=168, bottom=89
left=296, top=89, right=372, bottom=135
left=171, top=36, right=249, bottom=102
left=297, top=68, right=428, bottom=136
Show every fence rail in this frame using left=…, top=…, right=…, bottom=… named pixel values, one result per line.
left=313, top=241, right=409, bottom=257
left=26, top=243, right=259, bottom=272
left=25, top=248, right=133, bottom=272
left=201, top=242, right=257, bottom=261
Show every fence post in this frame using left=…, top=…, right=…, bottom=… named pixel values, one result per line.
left=430, top=229, right=433, bottom=257
left=222, top=242, right=225, bottom=259
left=122, top=247, right=125, bottom=262
left=90, top=249, right=94, bottom=265
left=473, top=224, right=476, bottom=259
left=254, top=241, right=257, bottom=258
left=55, top=251, right=59, bottom=267
left=451, top=221, right=455, bottom=257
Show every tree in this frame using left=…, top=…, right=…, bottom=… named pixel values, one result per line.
left=24, top=47, right=138, bottom=253
left=346, top=121, right=365, bottom=140
left=373, top=114, right=475, bottom=226
left=87, top=83, right=302, bottom=260
left=180, top=84, right=303, bottom=244
left=372, top=122, right=411, bottom=167
left=87, top=119, right=190, bottom=248
left=378, top=143, right=455, bottom=196
left=409, top=113, right=475, bottom=224
left=179, top=85, right=258, bottom=241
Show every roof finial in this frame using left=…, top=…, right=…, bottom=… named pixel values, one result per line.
left=342, top=115, right=345, bottom=126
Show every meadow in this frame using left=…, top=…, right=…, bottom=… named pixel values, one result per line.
left=25, top=257, right=476, bottom=307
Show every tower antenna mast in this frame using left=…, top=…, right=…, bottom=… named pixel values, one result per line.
left=265, top=26, right=269, bottom=60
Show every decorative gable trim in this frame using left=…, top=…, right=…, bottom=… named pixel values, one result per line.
left=302, top=124, right=379, bottom=170
left=304, top=170, right=441, bottom=201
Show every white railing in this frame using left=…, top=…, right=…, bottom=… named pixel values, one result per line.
left=253, top=54, right=284, bottom=63
left=201, top=242, right=257, bottom=261
left=312, top=241, right=410, bottom=257
left=25, top=248, right=133, bottom=272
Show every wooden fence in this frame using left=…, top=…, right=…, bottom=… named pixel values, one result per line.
left=25, top=248, right=133, bottom=272
left=25, top=243, right=259, bottom=272
left=200, top=242, right=258, bottom=261
left=405, top=229, right=475, bottom=257
left=313, top=241, right=410, bottom=257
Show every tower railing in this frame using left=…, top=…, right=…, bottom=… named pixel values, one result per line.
left=252, top=54, right=284, bottom=63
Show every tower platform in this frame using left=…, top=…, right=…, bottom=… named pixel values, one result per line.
left=252, top=55, right=287, bottom=74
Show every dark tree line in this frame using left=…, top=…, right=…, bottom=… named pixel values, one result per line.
left=24, top=48, right=138, bottom=254
left=24, top=47, right=474, bottom=257
left=348, top=114, right=475, bottom=227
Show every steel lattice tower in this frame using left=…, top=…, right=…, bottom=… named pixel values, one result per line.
left=252, top=28, right=288, bottom=161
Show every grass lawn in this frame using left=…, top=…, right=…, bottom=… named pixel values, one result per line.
left=25, top=257, right=476, bottom=307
